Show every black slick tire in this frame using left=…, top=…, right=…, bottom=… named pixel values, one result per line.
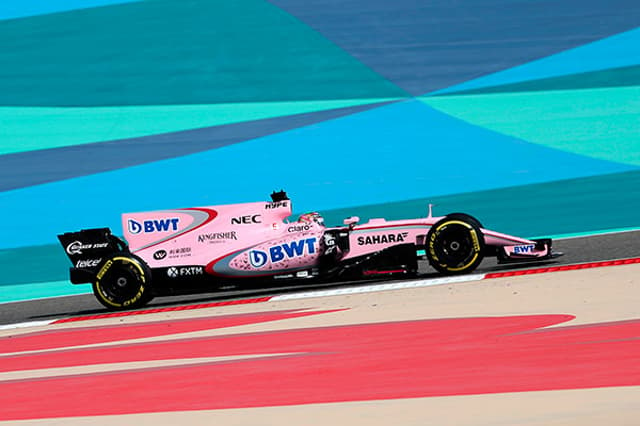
left=426, top=215, right=485, bottom=275
left=92, top=254, right=153, bottom=310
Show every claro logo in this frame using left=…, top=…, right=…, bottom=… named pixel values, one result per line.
left=128, top=218, right=180, bottom=234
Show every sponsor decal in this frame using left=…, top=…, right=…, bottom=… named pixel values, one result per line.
left=75, top=258, right=101, bottom=268
left=265, top=201, right=289, bottom=209
left=168, top=247, right=191, bottom=258
left=96, top=260, right=113, bottom=280
left=197, top=231, right=237, bottom=243
left=274, top=274, right=294, bottom=279
left=167, top=266, right=204, bottom=278
left=249, top=237, right=317, bottom=268
left=128, top=218, right=180, bottom=234
left=514, top=244, right=535, bottom=254
left=357, top=232, right=409, bottom=246
left=231, top=215, right=261, bottom=225
left=153, top=250, right=167, bottom=260
left=66, top=241, right=109, bottom=255
left=288, top=224, right=311, bottom=233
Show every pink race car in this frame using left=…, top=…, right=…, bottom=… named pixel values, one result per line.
left=58, top=191, right=561, bottom=310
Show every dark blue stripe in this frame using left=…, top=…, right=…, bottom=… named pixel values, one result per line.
left=269, top=0, right=640, bottom=94
left=0, top=101, right=392, bottom=192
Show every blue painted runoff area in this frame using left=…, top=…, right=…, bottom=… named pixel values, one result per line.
left=269, top=0, right=640, bottom=95
left=0, top=99, right=635, bottom=249
left=0, top=0, right=140, bottom=21
left=433, top=26, right=640, bottom=95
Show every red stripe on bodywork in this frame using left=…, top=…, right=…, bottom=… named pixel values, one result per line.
left=134, top=207, right=218, bottom=252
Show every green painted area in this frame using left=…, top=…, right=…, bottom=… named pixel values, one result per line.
left=421, top=86, right=640, bottom=166
left=0, top=0, right=406, bottom=107
left=322, top=169, right=640, bottom=239
left=0, top=244, right=69, bottom=286
left=0, top=281, right=91, bottom=304
left=436, top=64, right=640, bottom=96
left=0, top=99, right=397, bottom=155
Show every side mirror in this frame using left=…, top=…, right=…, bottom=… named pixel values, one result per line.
left=343, top=216, right=359, bottom=227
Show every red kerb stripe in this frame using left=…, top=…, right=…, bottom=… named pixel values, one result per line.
left=52, top=296, right=273, bottom=324
left=485, top=257, right=640, bottom=279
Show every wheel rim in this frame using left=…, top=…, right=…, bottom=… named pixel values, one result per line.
left=100, top=266, right=140, bottom=303
left=432, top=223, right=477, bottom=268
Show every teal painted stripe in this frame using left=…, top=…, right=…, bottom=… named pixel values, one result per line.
left=433, top=64, right=640, bottom=96
left=0, top=281, right=91, bottom=304
left=422, top=86, right=640, bottom=167
left=0, top=98, right=399, bottom=155
left=0, top=0, right=406, bottom=106
left=433, top=27, right=640, bottom=96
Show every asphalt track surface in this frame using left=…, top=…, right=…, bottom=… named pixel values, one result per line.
left=1, top=230, right=639, bottom=326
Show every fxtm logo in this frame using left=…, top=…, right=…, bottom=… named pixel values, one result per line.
left=128, top=218, right=180, bottom=234
left=249, top=237, right=317, bottom=268
left=167, top=266, right=204, bottom=278
left=231, top=215, right=261, bottom=225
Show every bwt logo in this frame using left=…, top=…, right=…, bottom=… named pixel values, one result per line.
left=128, top=218, right=180, bottom=234
left=249, top=237, right=317, bottom=268
left=514, top=244, right=535, bottom=254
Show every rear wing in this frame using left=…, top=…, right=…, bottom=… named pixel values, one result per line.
left=57, top=228, right=128, bottom=284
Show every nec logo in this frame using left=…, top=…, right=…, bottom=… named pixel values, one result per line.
left=128, top=218, right=180, bottom=234
left=514, top=244, right=535, bottom=254
left=231, top=215, right=261, bottom=225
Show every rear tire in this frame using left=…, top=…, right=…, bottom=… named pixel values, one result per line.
left=92, top=254, right=153, bottom=310
left=426, top=215, right=485, bottom=275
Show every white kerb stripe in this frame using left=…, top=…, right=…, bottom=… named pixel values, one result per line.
left=270, top=273, right=486, bottom=301
left=0, top=320, right=55, bottom=331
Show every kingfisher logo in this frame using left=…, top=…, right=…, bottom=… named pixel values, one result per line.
left=128, top=218, right=180, bottom=234
left=249, top=237, right=317, bottom=268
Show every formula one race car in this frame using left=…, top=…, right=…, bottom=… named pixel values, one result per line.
left=58, top=191, right=561, bottom=310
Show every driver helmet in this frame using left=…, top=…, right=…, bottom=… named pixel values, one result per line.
left=298, top=211, right=325, bottom=226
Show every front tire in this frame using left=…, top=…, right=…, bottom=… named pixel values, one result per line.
left=426, top=215, right=485, bottom=275
left=93, top=254, right=153, bottom=310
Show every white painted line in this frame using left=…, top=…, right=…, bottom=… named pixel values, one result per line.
left=270, top=274, right=486, bottom=301
left=0, top=320, right=55, bottom=331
